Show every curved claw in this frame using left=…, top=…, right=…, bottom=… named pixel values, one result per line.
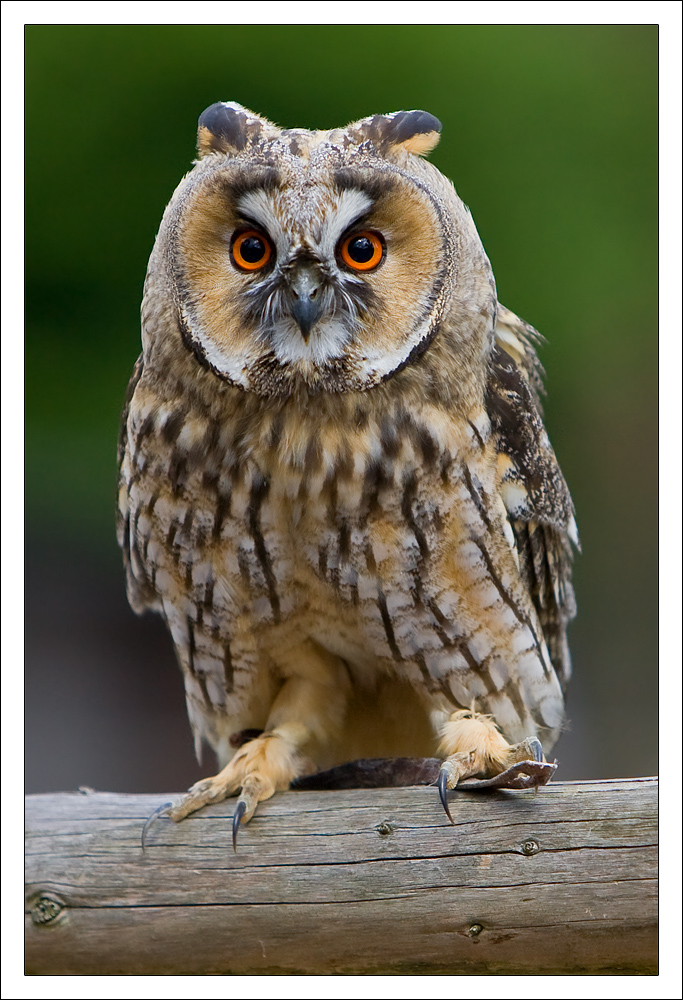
left=141, top=800, right=173, bottom=852
left=528, top=737, right=544, bottom=763
left=232, top=799, right=247, bottom=852
left=438, top=767, right=454, bottom=824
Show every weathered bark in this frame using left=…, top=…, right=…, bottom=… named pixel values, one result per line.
left=25, top=776, right=657, bottom=975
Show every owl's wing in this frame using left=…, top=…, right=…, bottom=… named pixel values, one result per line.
left=117, top=352, right=143, bottom=467
left=487, top=305, right=578, bottom=692
left=117, top=353, right=160, bottom=615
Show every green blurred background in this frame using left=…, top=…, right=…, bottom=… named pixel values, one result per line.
left=25, top=24, right=657, bottom=793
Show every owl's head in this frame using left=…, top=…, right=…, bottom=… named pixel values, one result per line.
left=150, top=102, right=496, bottom=397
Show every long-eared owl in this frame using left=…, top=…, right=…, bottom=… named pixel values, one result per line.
left=118, top=102, right=577, bottom=837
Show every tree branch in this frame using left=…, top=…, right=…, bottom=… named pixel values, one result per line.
left=25, top=776, right=657, bottom=975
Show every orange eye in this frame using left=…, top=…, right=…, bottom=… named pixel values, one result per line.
left=339, top=230, right=385, bottom=272
left=231, top=229, right=273, bottom=271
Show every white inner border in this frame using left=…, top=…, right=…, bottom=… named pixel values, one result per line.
left=4, top=8, right=679, bottom=998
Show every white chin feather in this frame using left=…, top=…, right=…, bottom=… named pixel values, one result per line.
left=268, top=318, right=352, bottom=364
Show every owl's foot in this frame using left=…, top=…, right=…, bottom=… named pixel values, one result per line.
left=166, top=730, right=303, bottom=850
left=437, top=710, right=555, bottom=823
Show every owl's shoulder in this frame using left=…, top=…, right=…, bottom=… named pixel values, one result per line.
left=487, top=304, right=576, bottom=536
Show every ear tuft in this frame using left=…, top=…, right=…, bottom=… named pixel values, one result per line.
left=197, top=102, right=275, bottom=157
left=348, top=109, right=442, bottom=157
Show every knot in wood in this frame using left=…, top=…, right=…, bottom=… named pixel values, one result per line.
left=521, top=838, right=540, bottom=856
left=31, top=895, right=65, bottom=926
left=375, top=821, right=395, bottom=836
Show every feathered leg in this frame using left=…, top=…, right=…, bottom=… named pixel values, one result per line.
left=165, top=641, right=351, bottom=848
left=437, top=709, right=555, bottom=822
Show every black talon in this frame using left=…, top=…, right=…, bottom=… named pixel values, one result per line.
left=232, top=800, right=247, bottom=852
left=141, top=800, right=173, bottom=852
left=529, top=737, right=544, bottom=763
left=438, top=767, right=454, bottom=824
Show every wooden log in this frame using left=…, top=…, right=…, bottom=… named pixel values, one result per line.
left=25, top=777, right=657, bottom=975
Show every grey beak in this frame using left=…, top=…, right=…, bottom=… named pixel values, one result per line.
left=288, top=264, right=324, bottom=341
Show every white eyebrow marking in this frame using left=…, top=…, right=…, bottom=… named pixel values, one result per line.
left=237, top=189, right=289, bottom=257
left=319, top=189, right=373, bottom=259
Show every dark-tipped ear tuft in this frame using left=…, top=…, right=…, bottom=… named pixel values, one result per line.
left=349, top=110, right=442, bottom=157
left=197, top=102, right=276, bottom=157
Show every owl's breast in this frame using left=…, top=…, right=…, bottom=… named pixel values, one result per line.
left=252, top=428, right=502, bottom=656
left=255, top=431, right=562, bottom=743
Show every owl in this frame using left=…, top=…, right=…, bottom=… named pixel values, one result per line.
left=118, top=102, right=577, bottom=844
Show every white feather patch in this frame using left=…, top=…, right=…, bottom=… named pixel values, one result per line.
left=500, top=480, right=529, bottom=516
left=268, top=318, right=352, bottom=365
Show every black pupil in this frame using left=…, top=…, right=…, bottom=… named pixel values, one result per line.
left=348, top=235, right=375, bottom=263
left=240, top=235, right=266, bottom=263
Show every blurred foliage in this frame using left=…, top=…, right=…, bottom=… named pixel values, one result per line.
left=25, top=25, right=657, bottom=777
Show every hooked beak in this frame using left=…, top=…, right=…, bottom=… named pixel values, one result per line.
left=287, top=263, right=325, bottom=341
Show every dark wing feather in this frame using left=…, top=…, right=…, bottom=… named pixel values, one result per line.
left=487, top=305, right=578, bottom=691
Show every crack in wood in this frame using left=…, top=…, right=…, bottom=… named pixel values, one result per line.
left=26, top=875, right=658, bottom=914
